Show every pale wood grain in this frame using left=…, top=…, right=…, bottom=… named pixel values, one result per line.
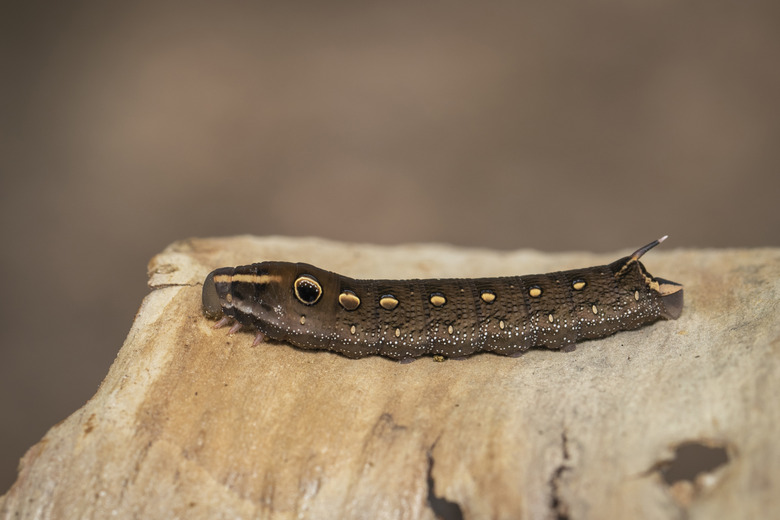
left=2, top=237, right=778, bottom=519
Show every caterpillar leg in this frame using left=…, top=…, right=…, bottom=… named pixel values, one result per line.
left=213, top=316, right=233, bottom=329
left=211, top=315, right=243, bottom=334
left=228, top=322, right=243, bottom=334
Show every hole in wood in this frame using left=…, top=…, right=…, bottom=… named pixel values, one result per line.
left=658, top=441, right=730, bottom=485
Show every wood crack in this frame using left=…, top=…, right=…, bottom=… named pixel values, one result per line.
left=549, top=430, right=571, bottom=520
left=426, top=440, right=463, bottom=520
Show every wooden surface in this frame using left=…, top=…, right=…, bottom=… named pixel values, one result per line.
left=2, top=237, right=778, bottom=520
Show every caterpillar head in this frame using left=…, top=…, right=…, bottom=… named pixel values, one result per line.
left=202, top=267, right=231, bottom=319
left=201, top=263, right=298, bottom=325
left=202, top=262, right=341, bottom=341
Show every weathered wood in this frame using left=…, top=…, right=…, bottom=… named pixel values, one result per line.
left=2, top=237, right=778, bottom=519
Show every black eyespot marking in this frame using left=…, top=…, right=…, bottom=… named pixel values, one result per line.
left=294, top=275, right=322, bottom=305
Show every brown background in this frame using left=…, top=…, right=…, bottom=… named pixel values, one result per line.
left=1, top=0, right=778, bottom=493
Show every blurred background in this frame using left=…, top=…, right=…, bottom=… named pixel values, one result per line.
left=1, top=0, right=778, bottom=492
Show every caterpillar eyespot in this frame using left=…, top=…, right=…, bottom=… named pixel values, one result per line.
left=294, top=275, right=321, bottom=305
left=202, top=237, right=683, bottom=360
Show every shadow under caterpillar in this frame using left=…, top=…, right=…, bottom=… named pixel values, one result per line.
left=202, top=237, right=683, bottom=360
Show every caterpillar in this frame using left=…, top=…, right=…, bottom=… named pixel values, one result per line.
left=201, top=237, right=683, bottom=360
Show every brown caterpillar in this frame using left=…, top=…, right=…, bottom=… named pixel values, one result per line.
left=202, top=237, right=683, bottom=360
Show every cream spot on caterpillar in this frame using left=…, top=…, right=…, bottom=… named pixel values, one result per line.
left=350, top=325, right=356, bottom=335
left=480, top=290, right=496, bottom=303
left=339, top=290, right=361, bottom=311
left=300, top=315, right=306, bottom=325
left=635, top=290, right=640, bottom=301
left=592, top=305, right=598, bottom=315
left=429, top=294, right=446, bottom=307
left=448, top=325, right=454, bottom=335
left=395, top=328, right=401, bottom=337
left=548, top=314, right=554, bottom=323
left=380, top=295, right=399, bottom=310
left=572, top=280, right=586, bottom=290
left=529, top=286, right=542, bottom=297
left=499, top=320, right=505, bottom=330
